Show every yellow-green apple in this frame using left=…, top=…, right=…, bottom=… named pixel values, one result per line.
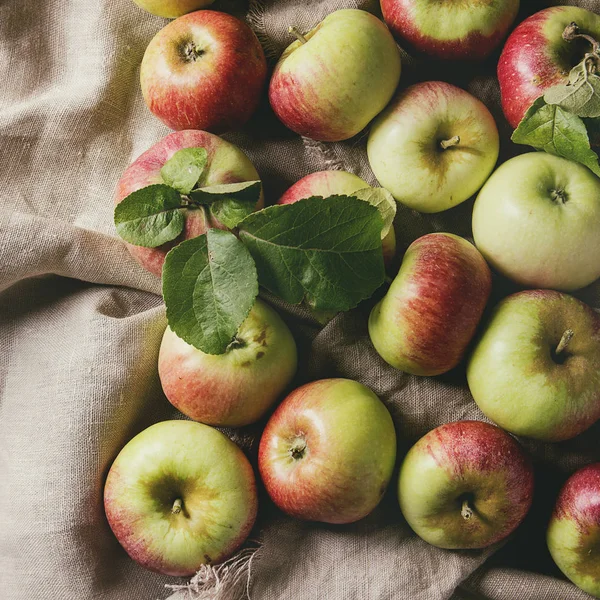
left=115, top=129, right=262, bottom=277
left=369, top=233, right=491, bottom=376
left=104, top=420, right=257, bottom=575
left=141, top=10, right=267, bottom=132
left=398, top=420, right=534, bottom=549
left=277, top=170, right=396, bottom=266
left=158, top=300, right=297, bottom=427
left=381, top=0, right=519, bottom=61
left=499, top=6, right=600, bottom=129
left=367, top=81, right=499, bottom=213
left=548, top=464, right=600, bottom=598
left=467, top=290, right=600, bottom=442
left=131, top=0, right=213, bottom=18
left=258, top=378, right=396, bottom=524
left=472, top=152, right=600, bottom=291
left=269, top=9, right=401, bottom=142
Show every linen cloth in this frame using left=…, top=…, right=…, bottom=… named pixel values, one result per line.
left=1, top=0, right=600, bottom=598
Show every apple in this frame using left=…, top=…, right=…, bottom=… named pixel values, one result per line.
left=381, top=0, right=519, bottom=61
left=369, top=233, right=491, bottom=376
left=499, top=6, right=600, bottom=129
left=269, top=9, right=401, bottom=142
left=467, top=290, right=600, bottom=442
left=278, top=170, right=396, bottom=266
left=472, top=152, right=600, bottom=291
left=140, top=10, right=267, bottom=132
left=367, top=81, right=499, bottom=213
left=115, top=129, right=262, bottom=277
left=548, top=463, right=600, bottom=598
left=158, top=299, right=297, bottom=427
left=258, top=378, right=396, bottom=524
left=104, top=420, right=257, bottom=575
left=131, top=0, right=214, bottom=18
left=398, top=420, right=534, bottom=550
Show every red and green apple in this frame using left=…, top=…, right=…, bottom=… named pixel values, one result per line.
left=131, top=0, right=214, bottom=18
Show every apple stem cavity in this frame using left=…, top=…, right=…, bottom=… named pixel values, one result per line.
left=180, top=41, right=205, bottom=63
left=440, top=136, right=460, bottom=150
left=171, top=498, right=183, bottom=515
left=461, top=499, right=474, bottom=521
left=288, top=26, right=308, bottom=45
left=289, top=437, right=307, bottom=460
left=556, top=329, right=575, bottom=356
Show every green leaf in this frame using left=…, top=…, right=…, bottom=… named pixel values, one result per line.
left=114, top=184, right=185, bottom=248
left=512, top=97, right=600, bottom=176
left=160, top=147, right=208, bottom=194
left=238, top=195, right=385, bottom=312
left=352, top=187, right=396, bottom=239
left=544, top=62, right=600, bottom=118
left=190, top=180, right=262, bottom=229
left=162, top=229, right=258, bottom=355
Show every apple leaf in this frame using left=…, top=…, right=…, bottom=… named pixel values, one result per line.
left=544, top=62, right=600, bottom=119
left=352, top=187, right=396, bottom=239
left=162, top=229, right=258, bottom=355
left=189, top=181, right=262, bottom=229
left=160, top=147, right=208, bottom=195
left=512, top=97, right=600, bottom=176
left=114, top=184, right=185, bottom=248
left=238, top=195, right=385, bottom=312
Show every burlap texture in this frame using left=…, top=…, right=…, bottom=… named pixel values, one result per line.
left=1, top=0, right=600, bottom=598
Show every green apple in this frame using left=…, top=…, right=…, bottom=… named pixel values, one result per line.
left=258, top=378, right=396, bottom=524
left=132, top=0, right=214, bottom=18
left=104, top=420, right=257, bottom=575
left=467, top=290, right=600, bottom=442
left=548, top=463, right=600, bottom=598
left=158, top=299, right=297, bottom=427
left=269, top=9, right=401, bottom=142
left=472, top=152, right=600, bottom=291
left=398, top=420, right=533, bottom=549
left=367, top=81, right=499, bottom=213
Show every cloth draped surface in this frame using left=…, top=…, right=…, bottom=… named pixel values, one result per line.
left=1, top=0, right=600, bottom=598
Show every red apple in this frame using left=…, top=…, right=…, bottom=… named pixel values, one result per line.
left=399, top=420, right=534, bottom=549
left=547, top=464, right=600, bottom=597
left=498, top=6, right=600, bottom=129
left=381, top=0, right=519, bottom=61
left=140, top=10, right=267, bottom=133
left=258, top=378, right=397, bottom=524
left=369, top=233, right=492, bottom=376
left=115, top=129, right=262, bottom=276
left=277, top=170, right=396, bottom=266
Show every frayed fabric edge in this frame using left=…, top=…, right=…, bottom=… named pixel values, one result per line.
left=302, top=138, right=346, bottom=172
left=164, top=545, right=260, bottom=600
left=247, top=0, right=280, bottom=62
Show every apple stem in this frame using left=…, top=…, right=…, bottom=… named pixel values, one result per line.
left=440, top=136, right=460, bottom=150
left=288, top=26, right=308, bottom=45
left=556, top=329, right=575, bottom=356
left=461, top=499, right=473, bottom=521
left=172, top=498, right=183, bottom=514
left=563, top=22, right=600, bottom=56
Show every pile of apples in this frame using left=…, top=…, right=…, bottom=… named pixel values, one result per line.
left=105, top=0, right=600, bottom=597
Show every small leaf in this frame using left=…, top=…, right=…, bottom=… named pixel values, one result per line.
left=114, top=184, right=185, bottom=248
left=162, top=229, right=258, bottom=355
left=544, top=62, right=600, bottom=118
left=190, top=180, right=262, bottom=229
left=512, top=98, right=600, bottom=176
left=160, top=147, right=208, bottom=194
left=238, top=195, right=385, bottom=312
left=352, top=187, right=396, bottom=239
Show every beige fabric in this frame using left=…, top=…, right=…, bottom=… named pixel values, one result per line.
left=1, top=0, right=600, bottom=598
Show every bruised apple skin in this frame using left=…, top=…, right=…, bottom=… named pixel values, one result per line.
left=158, top=299, right=297, bottom=428
left=369, top=233, right=492, bottom=376
left=278, top=170, right=396, bottom=266
left=498, top=6, right=600, bottom=129
left=140, top=10, right=267, bottom=133
left=548, top=464, right=600, bottom=598
left=398, top=420, right=534, bottom=550
left=381, top=0, right=520, bottom=61
left=115, top=129, right=262, bottom=277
